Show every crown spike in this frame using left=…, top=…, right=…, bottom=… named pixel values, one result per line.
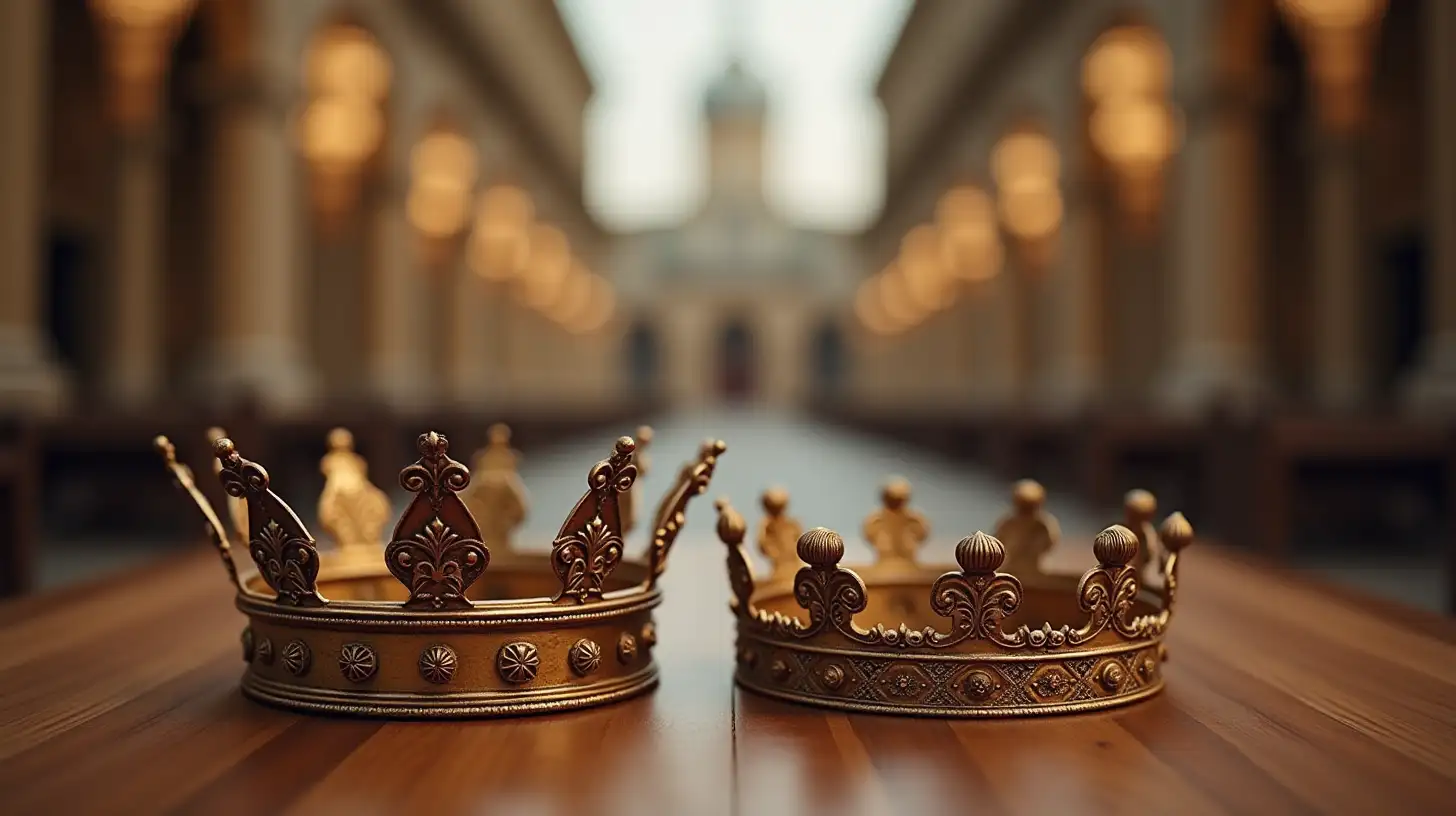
left=757, top=487, right=802, bottom=583
left=864, top=477, right=929, bottom=569
left=215, top=437, right=326, bottom=607
left=1012, top=479, right=1045, bottom=514
left=644, top=439, right=724, bottom=588
left=206, top=425, right=248, bottom=546
left=386, top=431, right=487, bottom=610
left=715, top=497, right=756, bottom=617
left=621, top=425, right=654, bottom=535
left=154, top=435, right=244, bottom=592
left=552, top=435, right=638, bottom=602
left=1123, top=489, right=1159, bottom=575
left=1160, top=511, right=1194, bottom=552
left=318, top=427, right=391, bottom=553
left=464, top=423, right=529, bottom=555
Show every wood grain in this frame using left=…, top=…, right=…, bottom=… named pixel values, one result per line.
left=2, top=541, right=1454, bottom=815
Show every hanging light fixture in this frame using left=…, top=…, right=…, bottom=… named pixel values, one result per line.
left=1278, top=0, right=1387, bottom=131
left=936, top=185, right=1003, bottom=282
left=897, top=226, right=956, bottom=313
left=89, top=0, right=197, bottom=128
left=297, top=24, right=391, bottom=226
left=992, top=130, right=1063, bottom=247
left=1083, top=24, right=1180, bottom=222
left=407, top=126, right=478, bottom=243
left=469, top=185, right=536, bottom=281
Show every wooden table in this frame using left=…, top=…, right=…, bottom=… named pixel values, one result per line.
left=3, top=541, right=1455, bottom=814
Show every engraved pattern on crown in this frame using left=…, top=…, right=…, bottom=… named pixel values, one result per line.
left=552, top=437, right=637, bottom=603
left=386, top=432, right=488, bottom=610
left=215, top=437, right=325, bottom=606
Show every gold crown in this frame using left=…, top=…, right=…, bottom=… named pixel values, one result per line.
left=154, top=424, right=725, bottom=718
left=713, top=479, right=1193, bottom=717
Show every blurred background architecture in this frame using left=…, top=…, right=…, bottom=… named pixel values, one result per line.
left=0, top=0, right=1452, bottom=611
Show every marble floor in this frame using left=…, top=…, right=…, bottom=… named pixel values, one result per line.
left=34, top=408, right=1449, bottom=613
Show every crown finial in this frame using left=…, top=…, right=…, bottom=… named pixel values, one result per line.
left=1124, top=489, right=1156, bottom=519
left=615, top=436, right=636, bottom=457
left=796, top=527, right=844, bottom=568
left=761, top=487, right=788, bottom=515
left=1094, top=525, right=1140, bottom=568
left=956, top=531, right=1006, bottom=575
left=757, top=487, right=801, bottom=582
left=1159, top=512, right=1194, bottom=552
left=488, top=423, right=510, bottom=445
left=716, top=497, right=747, bottom=545
left=881, top=477, right=911, bottom=509
left=1013, top=479, right=1045, bottom=514
left=319, top=427, right=391, bottom=552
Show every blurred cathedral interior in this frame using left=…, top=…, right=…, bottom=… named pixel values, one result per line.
left=0, top=0, right=1453, bottom=612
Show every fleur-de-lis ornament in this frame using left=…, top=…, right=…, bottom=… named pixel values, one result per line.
left=385, top=432, right=488, bottom=610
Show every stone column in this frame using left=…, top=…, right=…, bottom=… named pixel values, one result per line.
left=103, top=128, right=166, bottom=407
left=1156, top=79, right=1264, bottom=413
left=1032, top=187, right=1100, bottom=414
left=202, top=55, right=316, bottom=411
left=445, top=258, right=490, bottom=406
left=977, top=264, right=1025, bottom=410
left=366, top=175, right=434, bottom=411
left=1403, top=0, right=1456, bottom=412
left=0, top=0, right=67, bottom=413
left=1309, top=130, right=1366, bottom=409
left=663, top=298, right=711, bottom=408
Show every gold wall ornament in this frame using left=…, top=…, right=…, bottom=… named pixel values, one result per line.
left=620, top=425, right=653, bottom=536
left=993, top=479, right=1059, bottom=577
left=715, top=481, right=1194, bottom=717
left=156, top=427, right=724, bottom=718
left=462, top=424, right=528, bottom=555
left=757, top=488, right=804, bottom=584
left=862, top=477, right=929, bottom=572
left=317, top=428, right=392, bottom=553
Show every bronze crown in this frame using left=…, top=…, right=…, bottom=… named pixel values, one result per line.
left=155, top=426, right=724, bottom=718
left=715, top=480, right=1193, bottom=717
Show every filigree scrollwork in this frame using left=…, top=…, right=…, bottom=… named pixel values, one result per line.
left=714, top=498, right=757, bottom=618
left=386, top=433, right=488, bottom=610
left=154, top=435, right=243, bottom=592
left=551, top=437, right=637, bottom=603
left=214, top=438, right=325, bottom=606
left=784, top=528, right=871, bottom=641
left=554, top=516, right=624, bottom=603
left=646, top=440, right=725, bottom=588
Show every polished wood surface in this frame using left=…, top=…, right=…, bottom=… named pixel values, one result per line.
left=3, top=540, right=1455, bottom=814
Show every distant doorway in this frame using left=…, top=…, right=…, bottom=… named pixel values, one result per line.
left=717, top=319, right=756, bottom=401
left=626, top=321, right=660, bottom=396
left=812, top=320, right=845, bottom=399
